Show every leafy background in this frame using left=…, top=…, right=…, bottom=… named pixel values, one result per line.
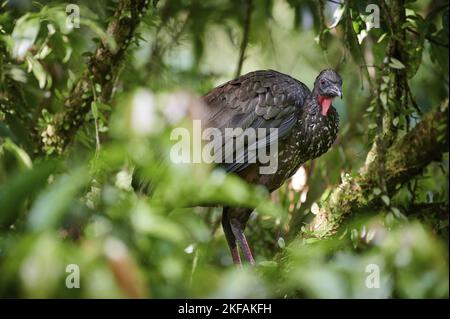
left=0, top=0, right=448, bottom=298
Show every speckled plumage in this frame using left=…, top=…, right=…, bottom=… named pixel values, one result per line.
left=201, top=69, right=342, bottom=264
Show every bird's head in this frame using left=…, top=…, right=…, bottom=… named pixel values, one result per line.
left=313, top=69, right=343, bottom=116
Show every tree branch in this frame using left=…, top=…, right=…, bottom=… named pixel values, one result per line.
left=41, top=0, right=150, bottom=153
left=304, top=100, right=449, bottom=239
left=406, top=202, right=448, bottom=218
left=235, top=0, right=253, bottom=78
left=406, top=27, right=449, bottom=49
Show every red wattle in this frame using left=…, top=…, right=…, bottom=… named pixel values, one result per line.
left=318, top=96, right=332, bottom=116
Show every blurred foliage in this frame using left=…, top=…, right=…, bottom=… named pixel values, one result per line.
left=0, top=0, right=448, bottom=298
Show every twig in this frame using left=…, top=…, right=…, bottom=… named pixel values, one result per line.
left=406, top=81, right=422, bottom=115
left=380, top=0, right=395, bottom=35
left=90, top=79, right=101, bottom=152
left=407, top=202, right=448, bottom=218
left=406, top=27, right=449, bottom=49
left=326, top=0, right=343, bottom=5
left=360, top=64, right=382, bottom=70
left=235, top=0, right=253, bottom=78
left=161, top=12, right=191, bottom=55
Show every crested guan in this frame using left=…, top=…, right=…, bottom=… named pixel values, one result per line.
left=200, top=69, right=343, bottom=265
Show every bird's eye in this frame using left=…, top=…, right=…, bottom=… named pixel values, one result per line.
left=320, top=79, right=326, bottom=85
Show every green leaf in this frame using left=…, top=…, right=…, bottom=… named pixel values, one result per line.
left=350, top=229, right=359, bottom=247
left=391, top=207, right=402, bottom=218
left=430, top=32, right=449, bottom=72
left=36, top=44, right=52, bottom=60
left=130, top=200, right=186, bottom=243
left=26, top=57, right=47, bottom=89
left=320, top=188, right=332, bottom=201
left=357, top=29, right=368, bottom=44
left=392, top=117, right=399, bottom=127
left=385, top=212, right=395, bottom=228
left=27, top=167, right=89, bottom=231
left=0, top=161, right=59, bottom=228
left=426, top=191, right=433, bottom=203
left=277, top=237, right=286, bottom=249
left=377, top=33, right=387, bottom=43
left=352, top=21, right=360, bottom=34
left=47, top=8, right=74, bottom=34
left=304, top=238, right=320, bottom=244
left=81, top=19, right=117, bottom=52
left=381, top=195, right=390, bottom=206
left=2, top=138, right=32, bottom=169
left=91, top=102, right=99, bottom=120
left=380, top=92, right=388, bottom=108
left=11, top=14, right=40, bottom=59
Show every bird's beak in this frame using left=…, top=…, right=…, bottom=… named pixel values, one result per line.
left=331, top=85, right=343, bottom=99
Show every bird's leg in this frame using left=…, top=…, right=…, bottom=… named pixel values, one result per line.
left=230, top=220, right=255, bottom=266
left=222, top=208, right=241, bottom=265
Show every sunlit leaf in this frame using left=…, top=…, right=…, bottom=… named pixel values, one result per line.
left=329, top=5, right=346, bottom=29
left=389, top=57, right=406, bottom=69
left=26, top=56, right=47, bottom=89
left=11, top=15, right=40, bottom=59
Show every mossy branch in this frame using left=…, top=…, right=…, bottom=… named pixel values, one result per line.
left=40, top=0, right=150, bottom=153
left=302, top=0, right=448, bottom=240
left=304, top=100, right=449, bottom=239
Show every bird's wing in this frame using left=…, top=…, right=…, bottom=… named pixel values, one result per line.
left=200, top=70, right=311, bottom=173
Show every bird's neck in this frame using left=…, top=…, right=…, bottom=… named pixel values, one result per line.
left=310, top=90, right=332, bottom=116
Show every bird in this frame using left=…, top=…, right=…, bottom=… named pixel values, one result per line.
left=200, top=69, right=343, bottom=265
